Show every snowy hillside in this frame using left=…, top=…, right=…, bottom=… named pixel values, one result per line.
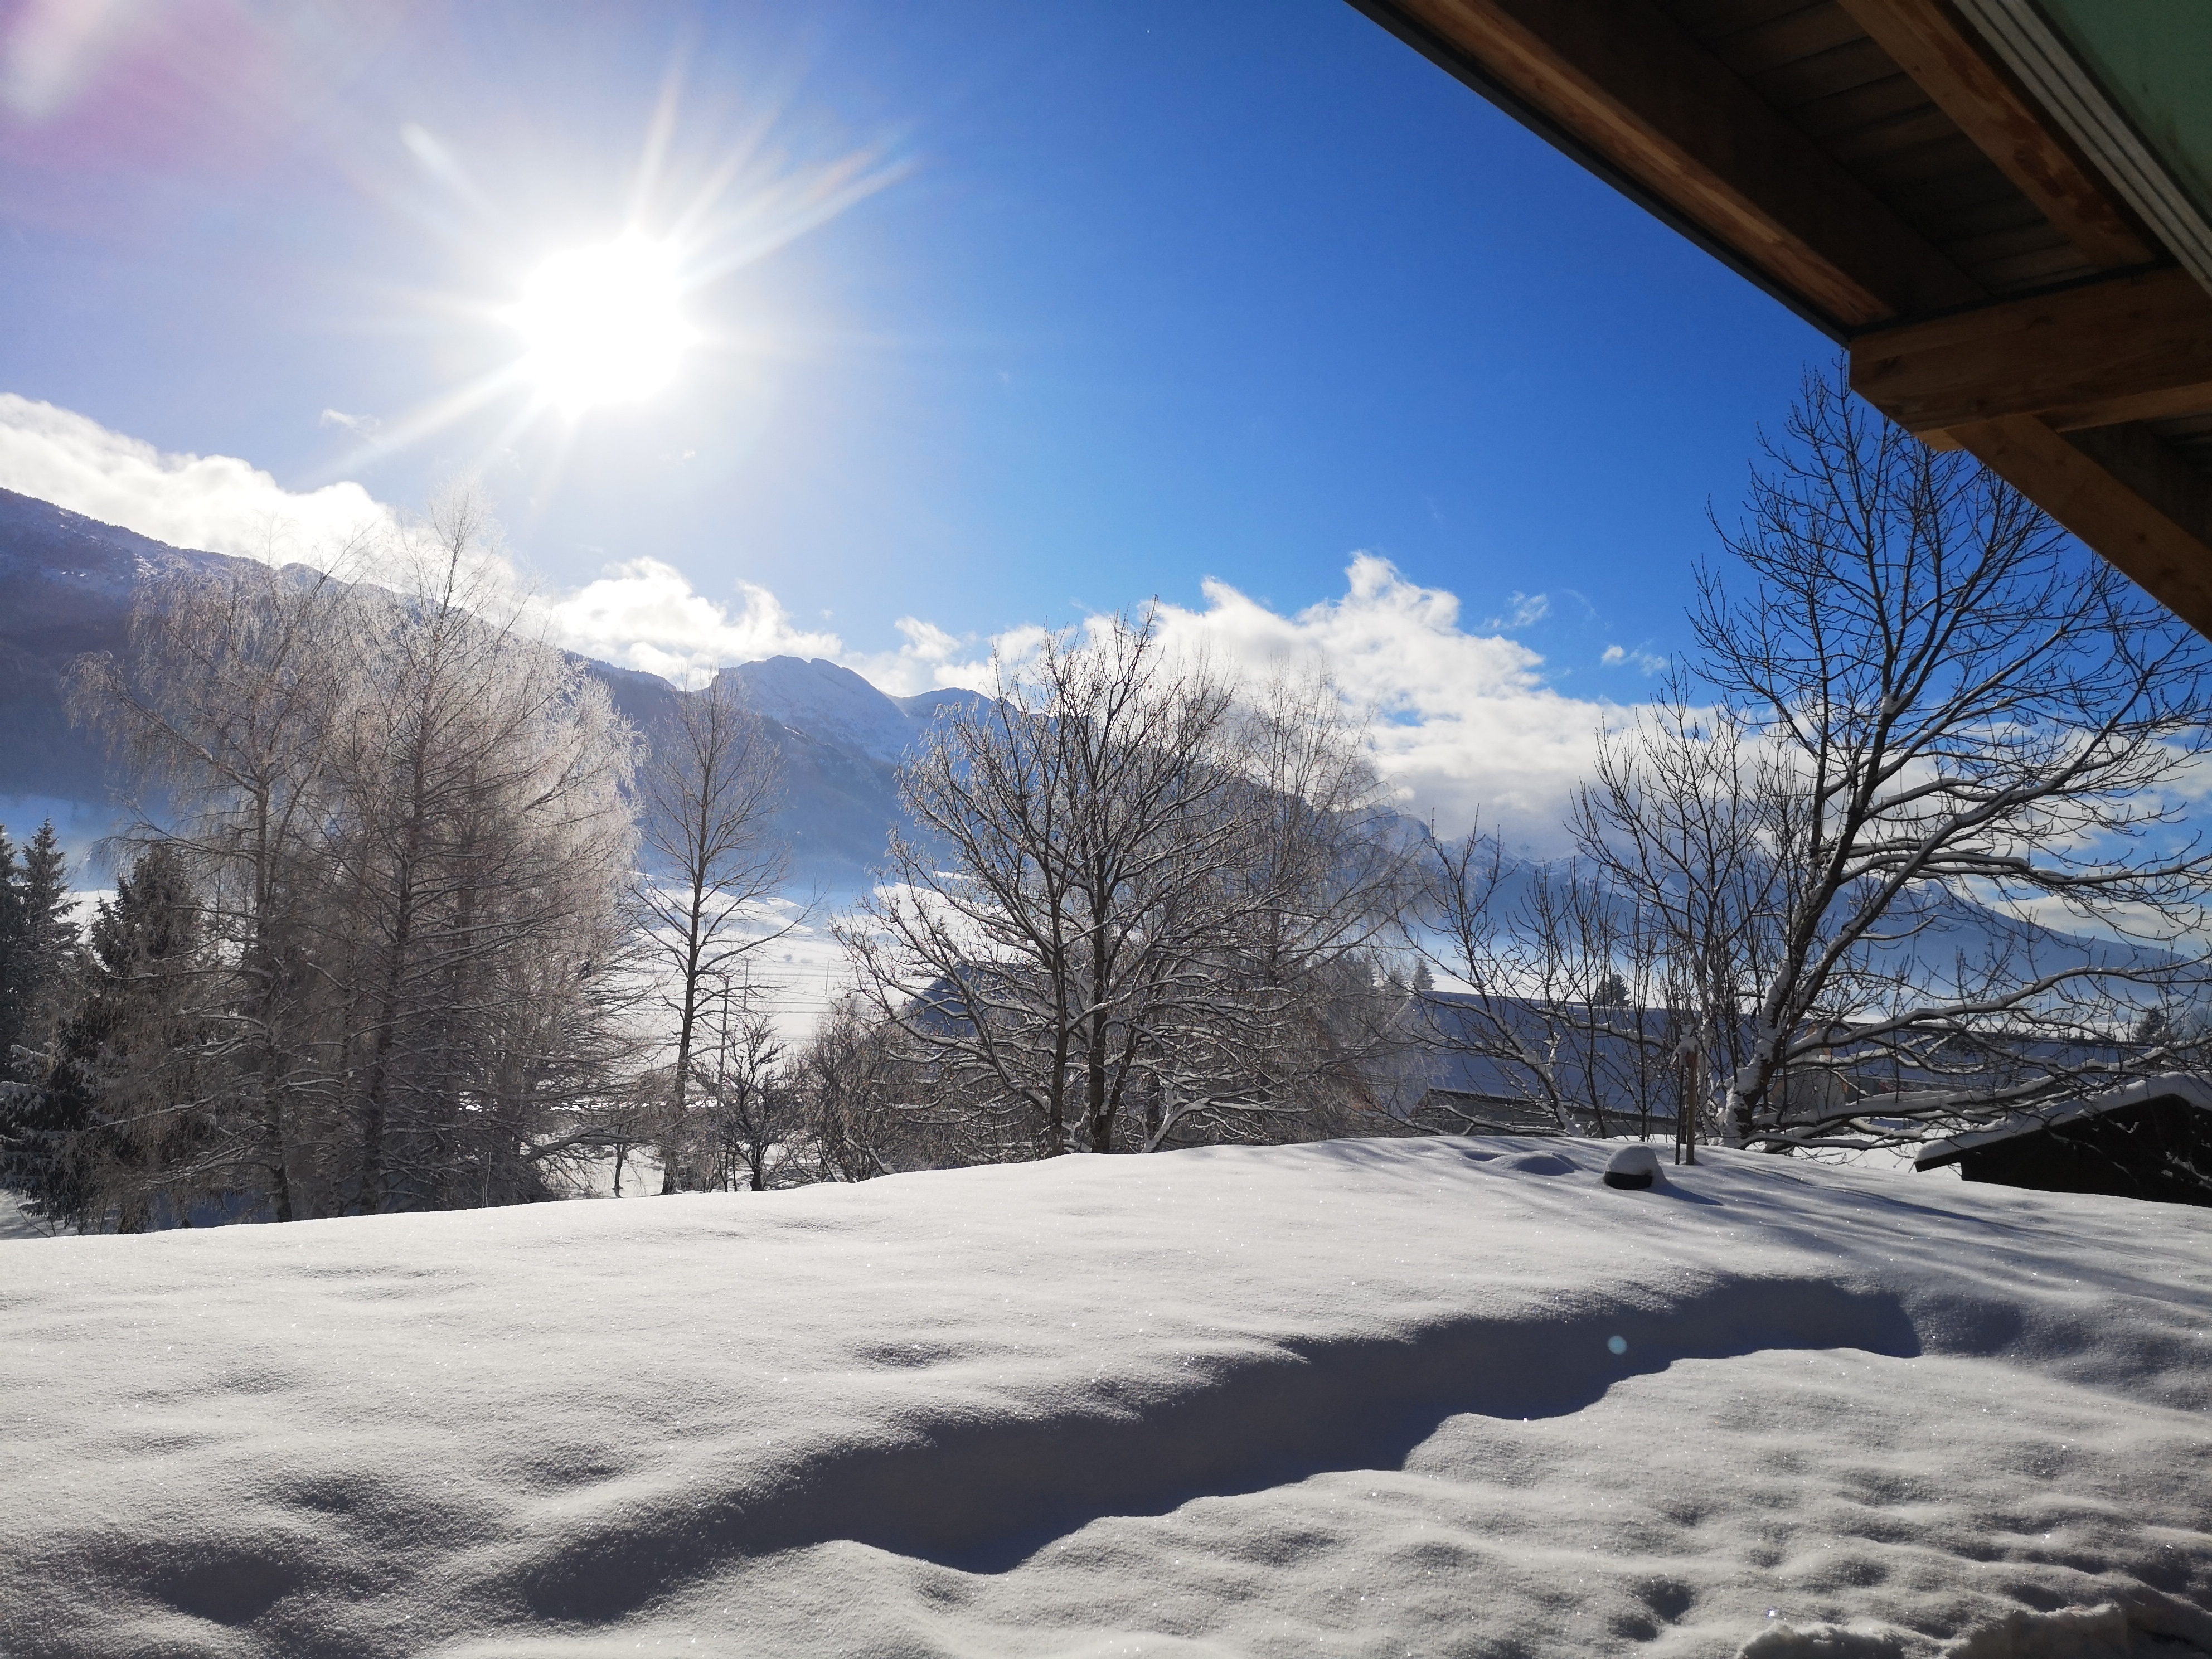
left=0, top=487, right=961, bottom=892
left=731, top=654, right=975, bottom=767
left=3, top=1139, right=2208, bottom=1658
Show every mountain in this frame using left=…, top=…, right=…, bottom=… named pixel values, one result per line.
left=0, top=487, right=955, bottom=894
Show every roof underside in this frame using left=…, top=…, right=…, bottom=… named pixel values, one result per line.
left=1350, top=0, right=2212, bottom=636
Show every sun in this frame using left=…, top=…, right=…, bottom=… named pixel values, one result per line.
left=508, top=232, right=696, bottom=414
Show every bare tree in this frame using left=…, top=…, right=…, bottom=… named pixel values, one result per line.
left=695, top=984, right=793, bottom=1191
left=1409, top=830, right=1682, bottom=1139
left=1577, top=367, right=2212, bottom=1151
left=633, top=671, right=786, bottom=1192
left=793, top=993, right=919, bottom=1181
left=842, top=616, right=1410, bottom=1157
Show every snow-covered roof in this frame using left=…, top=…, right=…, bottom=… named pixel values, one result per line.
left=1914, top=1073, right=2212, bottom=1171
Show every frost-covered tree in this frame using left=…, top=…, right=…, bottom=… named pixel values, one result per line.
left=75, top=555, right=357, bottom=1219
left=56, top=490, right=643, bottom=1223
left=633, top=672, right=785, bottom=1193
left=316, top=492, right=639, bottom=1211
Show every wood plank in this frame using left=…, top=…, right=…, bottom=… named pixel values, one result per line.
left=1791, top=68, right=1932, bottom=143
left=1847, top=129, right=1995, bottom=189
left=1821, top=104, right=1957, bottom=164
left=1967, top=241, right=2099, bottom=295
left=1833, top=0, right=2152, bottom=269
left=2065, top=424, right=2212, bottom=545
left=1707, top=2, right=1862, bottom=78
left=1667, top=0, right=1817, bottom=39
left=1947, top=415, right=2212, bottom=638
left=1388, top=0, right=1983, bottom=326
left=1745, top=37, right=1899, bottom=108
left=1851, top=266, right=2212, bottom=433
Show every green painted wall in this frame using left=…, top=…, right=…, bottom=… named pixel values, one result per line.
left=2036, top=0, right=2212, bottom=220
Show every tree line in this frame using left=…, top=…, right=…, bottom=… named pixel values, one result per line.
left=6, top=368, right=2211, bottom=1229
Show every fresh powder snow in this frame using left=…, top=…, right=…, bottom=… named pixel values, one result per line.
left=2, top=1137, right=2208, bottom=1657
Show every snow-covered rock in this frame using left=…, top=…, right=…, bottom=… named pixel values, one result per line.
left=2, top=1137, right=2208, bottom=1657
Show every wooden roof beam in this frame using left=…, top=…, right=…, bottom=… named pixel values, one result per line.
left=1835, top=0, right=2155, bottom=271
left=1372, top=0, right=1984, bottom=329
left=1851, top=266, right=2212, bottom=434
left=1947, top=414, right=2212, bottom=639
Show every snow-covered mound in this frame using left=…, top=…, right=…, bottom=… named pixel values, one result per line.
left=3, top=1139, right=2209, bottom=1658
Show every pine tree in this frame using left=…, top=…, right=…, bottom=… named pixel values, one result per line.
left=0, top=827, right=25, bottom=1065
left=13, top=822, right=76, bottom=1068
left=1, top=847, right=206, bottom=1231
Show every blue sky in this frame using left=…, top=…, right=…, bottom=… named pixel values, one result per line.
left=0, top=0, right=1830, bottom=836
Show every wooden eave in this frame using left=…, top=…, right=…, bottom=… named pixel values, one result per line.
left=1349, top=0, right=2212, bottom=639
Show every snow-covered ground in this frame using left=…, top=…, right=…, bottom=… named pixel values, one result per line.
left=3, top=1138, right=2208, bottom=1658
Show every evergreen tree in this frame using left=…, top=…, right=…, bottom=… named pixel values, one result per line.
left=1, top=846, right=206, bottom=1231
left=0, top=819, right=75, bottom=1078
left=0, top=827, right=25, bottom=1064
left=12, top=822, right=76, bottom=1073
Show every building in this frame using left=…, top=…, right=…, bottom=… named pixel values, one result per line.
left=1914, top=1073, right=2212, bottom=1205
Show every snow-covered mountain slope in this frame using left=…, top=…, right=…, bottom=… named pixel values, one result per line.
left=3, top=1138, right=2208, bottom=1658
left=732, top=654, right=971, bottom=767
left=0, top=488, right=958, bottom=891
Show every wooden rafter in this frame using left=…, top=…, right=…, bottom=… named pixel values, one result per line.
left=1376, top=0, right=1983, bottom=328
left=1835, top=0, right=2154, bottom=271
left=1850, top=266, right=2212, bottom=435
left=1948, top=415, right=2212, bottom=638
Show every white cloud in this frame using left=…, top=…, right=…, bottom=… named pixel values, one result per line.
left=318, top=408, right=380, bottom=436
left=527, top=553, right=1617, bottom=842
left=0, top=393, right=396, bottom=565
left=1141, top=556, right=1619, bottom=845
left=540, top=557, right=845, bottom=685
left=1491, top=590, right=1549, bottom=629
left=1602, top=643, right=1669, bottom=674
left=0, top=397, right=1614, bottom=842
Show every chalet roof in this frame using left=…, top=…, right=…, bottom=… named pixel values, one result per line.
left=1913, top=1072, right=2212, bottom=1170
left=1348, top=1, right=2212, bottom=638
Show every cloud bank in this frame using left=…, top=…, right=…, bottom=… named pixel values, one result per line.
left=0, top=394, right=396, bottom=563
left=0, top=395, right=1615, bottom=841
left=1145, top=558, right=1619, bottom=843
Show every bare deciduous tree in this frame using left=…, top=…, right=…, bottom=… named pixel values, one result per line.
left=1411, top=830, right=1686, bottom=1140
left=842, top=615, right=1410, bottom=1157
left=633, top=672, right=785, bottom=1192
left=1577, top=367, right=2212, bottom=1151
left=695, top=983, right=792, bottom=1192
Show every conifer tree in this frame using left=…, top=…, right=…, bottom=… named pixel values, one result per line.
left=6, top=846, right=207, bottom=1231
left=14, top=822, right=76, bottom=1064
left=0, top=828, right=25, bottom=1065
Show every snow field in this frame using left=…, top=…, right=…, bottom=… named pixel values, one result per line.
left=1, top=1137, right=2208, bottom=1657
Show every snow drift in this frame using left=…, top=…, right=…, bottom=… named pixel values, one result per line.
left=2, top=1137, right=2208, bottom=1657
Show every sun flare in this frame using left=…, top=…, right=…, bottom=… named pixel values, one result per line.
left=508, top=233, right=695, bottom=414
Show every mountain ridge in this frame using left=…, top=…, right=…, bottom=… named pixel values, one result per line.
left=0, top=487, right=948, bottom=892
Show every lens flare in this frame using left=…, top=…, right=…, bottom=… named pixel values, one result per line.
left=508, top=232, right=695, bottom=414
